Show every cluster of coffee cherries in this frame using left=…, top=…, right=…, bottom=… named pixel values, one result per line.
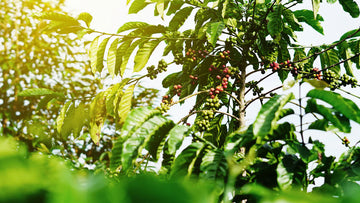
left=208, top=64, right=237, bottom=98
left=157, top=95, right=172, bottom=114
left=104, top=168, right=119, bottom=179
left=205, top=96, right=220, bottom=111
left=270, top=60, right=292, bottom=72
left=245, top=80, right=264, bottom=96
left=218, top=50, right=231, bottom=60
left=189, top=75, right=198, bottom=85
left=290, top=64, right=302, bottom=78
left=185, top=48, right=209, bottom=63
left=308, top=67, right=322, bottom=80
left=146, top=59, right=168, bottom=79
left=173, top=84, right=182, bottom=96
left=270, top=61, right=280, bottom=71
left=322, top=70, right=358, bottom=90
left=195, top=110, right=214, bottom=131
left=342, top=136, right=350, bottom=147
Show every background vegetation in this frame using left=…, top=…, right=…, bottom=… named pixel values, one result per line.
left=2, top=0, right=360, bottom=202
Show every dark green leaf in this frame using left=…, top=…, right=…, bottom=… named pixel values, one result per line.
left=121, top=115, right=170, bottom=171
left=267, top=5, right=283, bottom=37
left=200, top=149, right=228, bottom=184
left=146, top=119, right=175, bottom=161
left=340, top=28, right=360, bottom=40
left=305, top=98, right=351, bottom=133
left=307, top=89, right=360, bottom=124
left=339, top=0, right=360, bottom=18
left=170, top=142, right=206, bottom=178
left=293, top=10, right=324, bottom=35
left=253, top=93, right=295, bottom=138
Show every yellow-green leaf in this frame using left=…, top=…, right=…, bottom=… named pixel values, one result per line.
left=96, top=37, right=111, bottom=73
left=134, top=39, right=161, bottom=72
left=56, top=101, right=72, bottom=134
left=107, top=38, right=119, bottom=78
left=89, top=36, right=100, bottom=74
left=90, top=92, right=107, bottom=144
left=118, top=84, right=135, bottom=124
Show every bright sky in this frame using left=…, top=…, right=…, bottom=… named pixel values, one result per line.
left=64, top=0, right=360, bottom=158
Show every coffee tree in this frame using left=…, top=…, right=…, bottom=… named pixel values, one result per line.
left=35, top=0, right=360, bottom=202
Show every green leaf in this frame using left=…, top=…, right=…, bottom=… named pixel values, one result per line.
left=134, top=39, right=161, bottom=72
left=162, top=71, right=183, bottom=88
left=121, top=115, right=170, bottom=171
left=170, top=142, right=206, bottom=178
left=121, top=107, right=161, bottom=138
left=166, top=125, right=189, bottom=154
left=96, top=37, right=111, bottom=73
left=167, top=0, right=184, bottom=15
left=89, top=36, right=100, bottom=74
left=56, top=101, right=72, bottom=134
left=116, top=40, right=132, bottom=76
left=308, top=119, right=329, bottom=131
left=312, top=0, right=321, bottom=19
left=146, top=119, right=175, bottom=161
left=117, top=84, right=135, bottom=124
left=267, top=5, right=283, bottom=37
left=117, top=22, right=149, bottom=33
left=305, top=98, right=351, bottom=133
left=339, top=0, right=360, bottom=18
left=120, top=38, right=148, bottom=75
left=339, top=42, right=354, bottom=76
left=206, top=22, right=225, bottom=46
left=60, top=102, right=88, bottom=139
left=253, top=93, right=295, bottom=138
left=277, top=159, right=293, bottom=190
left=293, top=10, right=324, bottom=35
left=110, top=138, right=125, bottom=170
left=304, top=79, right=329, bottom=89
left=18, top=88, right=63, bottom=97
left=282, top=9, right=302, bottom=31
left=320, top=49, right=340, bottom=75
left=340, top=28, right=360, bottom=40
left=36, top=95, right=57, bottom=111
left=307, top=89, right=360, bottom=124
left=39, top=12, right=79, bottom=24
left=129, top=0, right=149, bottom=14
left=105, top=79, right=130, bottom=116
left=77, top=12, right=93, bottom=27
left=107, top=38, right=119, bottom=78
left=168, top=7, right=194, bottom=31
left=111, top=107, right=161, bottom=170
left=90, top=92, right=107, bottom=145
left=200, top=149, right=228, bottom=184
